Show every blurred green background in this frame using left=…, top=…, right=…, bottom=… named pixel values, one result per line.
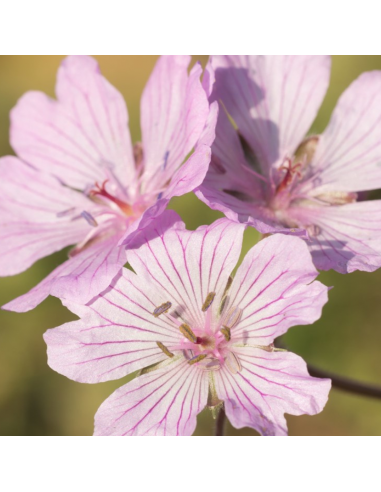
left=1, top=55, right=381, bottom=436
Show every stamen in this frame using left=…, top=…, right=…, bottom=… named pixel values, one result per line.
left=81, top=211, right=98, bottom=227
left=162, top=151, right=170, bottom=171
left=315, top=191, right=358, bottom=206
left=89, top=180, right=133, bottom=216
left=202, top=292, right=216, bottom=312
left=179, top=324, right=198, bottom=344
left=188, top=354, right=208, bottom=366
left=225, top=352, right=242, bottom=375
left=153, top=302, right=172, bottom=318
left=221, top=327, right=231, bottom=342
left=57, top=207, right=75, bottom=218
left=219, top=276, right=233, bottom=315
left=222, top=306, right=243, bottom=329
left=156, top=342, right=174, bottom=358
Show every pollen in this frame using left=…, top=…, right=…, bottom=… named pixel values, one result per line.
left=153, top=302, right=172, bottom=318
left=221, top=326, right=231, bottom=342
left=179, top=324, right=198, bottom=344
left=156, top=342, right=174, bottom=358
left=188, top=354, right=208, bottom=366
left=202, top=292, right=216, bottom=312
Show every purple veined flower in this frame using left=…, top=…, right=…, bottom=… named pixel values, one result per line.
left=197, top=55, right=381, bottom=274
left=0, top=55, right=213, bottom=312
left=44, top=214, right=331, bottom=436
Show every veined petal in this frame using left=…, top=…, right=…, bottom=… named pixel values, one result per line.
left=211, top=55, right=331, bottom=173
left=94, top=358, right=208, bottom=436
left=128, top=219, right=246, bottom=327
left=307, top=71, right=381, bottom=193
left=140, top=56, right=209, bottom=192
left=0, top=157, right=91, bottom=276
left=11, top=55, right=135, bottom=190
left=161, top=145, right=211, bottom=201
left=228, top=235, right=327, bottom=345
left=3, top=231, right=127, bottom=312
left=288, top=200, right=381, bottom=273
left=44, top=268, right=184, bottom=383
left=215, top=348, right=330, bottom=436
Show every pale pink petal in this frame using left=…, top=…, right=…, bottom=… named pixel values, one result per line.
left=161, top=144, right=211, bottom=200
left=11, top=55, right=135, bottom=190
left=94, top=358, right=208, bottom=436
left=127, top=219, right=246, bottom=328
left=306, top=71, right=381, bottom=193
left=3, top=231, right=126, bottom=312
left=227, top=235, right=327, bottom=345
left=288, top=200, right=381, bottom=273
left=215, top=348, right=331, bottom=436
left=0, top=157, right=91, bottom=276
left=140, top=56, right=209, bottom=192
left=44, top=268, right=184, bottom=383
left=211, top=55, right=331, bottom=172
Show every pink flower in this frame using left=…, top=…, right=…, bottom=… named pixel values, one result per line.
left=197, top=56, right=381, bottom=273
left=44, top=214, right=330, bottom=436
left=1, top=55, right=212, bottom=312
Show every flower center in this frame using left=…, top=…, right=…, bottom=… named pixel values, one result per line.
left=89, top=180, right=135, bottom=217
left=153, top=293, right=243, bottom=375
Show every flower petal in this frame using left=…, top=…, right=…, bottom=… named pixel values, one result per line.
left=3, top=231, right=126, bottom=312
left=0, top=157, right=91, bottom=276
left=11, top=55, right=135, bottom=190
left=211, top=55, right=331, bottom=172
left=306, top=71, right=381, bottom=193
left=44, top=268, right=184, bottom=383
left=161, top=144, right=211, bottom=200
left=140, top=56, right=209, bottom=192
left=127, top=218, right=246, bottom=328
left=288, top=200, right=381, bottom=273
left=94, top=358, right=208, bottom=436
left=215, top=348, right=331, bottom=436
left=227, top=235, right=327, bottom=345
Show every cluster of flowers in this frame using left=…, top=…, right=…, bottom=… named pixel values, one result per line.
left=2, top=55, right=381, bottom=436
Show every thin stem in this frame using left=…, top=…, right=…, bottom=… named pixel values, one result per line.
left=308, top=365, right=381, bottom=399
left=215, top=408, right=226, bottom=436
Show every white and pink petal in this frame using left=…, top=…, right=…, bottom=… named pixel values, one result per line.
left=227, top=235, right=328, bottom=345
left=215, top=348, right=331, bottom=436
left=94, top=358, right=208, bottom=436
left=211, top=55, right=331, bottom=173
left=44, top=268, right=184, bottom=383
left=11, top=55, right=135, bottom=191
left=307, top=71, right=381, bottom=193
left=0, top=156, right=92, bottom=276
left=127, top=219, right=246, bottom=328
left=140, top=56, right=209, bottom=193
left=288, top=200, right=381, bottom=273
left=3, top=229, right=127, bottom=312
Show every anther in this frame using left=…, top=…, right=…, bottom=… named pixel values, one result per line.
left=223, top=306, right=242, bottom=329
left=81, top=211, right=98, bottom=227
left=153, top=302, right=172, bottom=318
left=188, top=354, right=208, bottom=366
left=156, top=342, right=174, bottom=358
left=179, top=324, right=198, bottom=344
left=221, top=326, right=231, bottom=342
left=225, top=352, right=242, bottom=375
left=202, top=292, right=216, bottom=312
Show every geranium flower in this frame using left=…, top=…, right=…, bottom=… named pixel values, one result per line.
left=1, top=55, right=212, bottom=312
left=44, top=214, right=330, bottom=436
left=197, top=56, right=381, bottom=273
